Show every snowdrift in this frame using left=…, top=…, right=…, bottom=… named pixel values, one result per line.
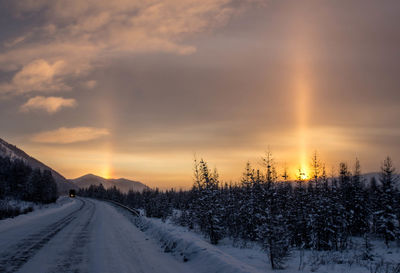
left=131, top=215, right=264, bottom=273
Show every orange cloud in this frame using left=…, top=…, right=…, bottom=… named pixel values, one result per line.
left=0, top=59, right=69, bottom=94
left=32, top=127, right=110, bottom=144
left=20, top=96, right=77, bottom=113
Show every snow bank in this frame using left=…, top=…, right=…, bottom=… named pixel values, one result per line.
left=0, top=196, right=74, bottom=232
left=129, top=215, right=265, bottom=273
left=137, top=217, right=400, bottom=273
left=0, top=198, right=34, bottom=213
left=113, top=204, right=400, bottom=273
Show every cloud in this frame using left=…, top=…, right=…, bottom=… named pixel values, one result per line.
left=20, top=96, right=77, bottom=113
left=0, top=59, right=70, bottom=94
left=3, top=34, right=30, bottom=48
left=84, top=80, right=97, bottom=89
left=0, top=0, right=258, bottom=95
left=31, top=127, right=110, bottom=144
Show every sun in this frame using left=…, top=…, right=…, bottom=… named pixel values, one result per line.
left=297, top=167, right=309, bottom=180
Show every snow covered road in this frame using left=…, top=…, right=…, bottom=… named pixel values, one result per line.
left=0, top=198, right=193, bottom=273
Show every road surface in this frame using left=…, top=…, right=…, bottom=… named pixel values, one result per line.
left=0, top=198, right=193, bottom=273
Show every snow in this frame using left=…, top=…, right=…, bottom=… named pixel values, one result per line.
left=0, top=198, right=195, bottom=273
left=0, top=140, right=26, bottom=162
left=0, top=198, right=34, bottom=212
left=0, top=196, right=74, bottom=233
left=0, top=198, right=34, bottom=219
left=117, top=207, right=265, bottom=273
left=115, top=205, right=400, bottom=273
left=87, top=199, right=193, bottom=273
left=0, top=197, right=399, bottom=273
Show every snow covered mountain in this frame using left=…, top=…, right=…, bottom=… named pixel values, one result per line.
left=362, top=172, right=400, bottom=189
left=70, top=173, right=148, bottom=193
left=0, top=137, right=77, bottom=194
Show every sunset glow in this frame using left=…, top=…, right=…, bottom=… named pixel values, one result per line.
left=101, top=166, right=112, bottom=180
left=0, top=0, right=399, bottom=188
left=1, top=1, right=400, bottom=271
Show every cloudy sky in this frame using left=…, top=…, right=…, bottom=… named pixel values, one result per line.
left=1, top=0, right=399, bottom=188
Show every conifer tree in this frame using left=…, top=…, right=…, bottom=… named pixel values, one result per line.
left=376, top=157, right=398, bottom=247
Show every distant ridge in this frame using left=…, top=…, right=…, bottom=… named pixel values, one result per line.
left=0, top=137, right=78, bottom=193
left=70, top=173, right=148, bottom=193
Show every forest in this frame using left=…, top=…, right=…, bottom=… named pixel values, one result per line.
left=0, top=156, right=58, bottom=219
left=79, top=154, right=400, bottom=269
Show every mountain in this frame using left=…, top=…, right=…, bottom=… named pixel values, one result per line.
left=0, top=137, right=77, bottom=193
left=362, top=172, right=400, bottom=188
left=70, top=173, right=148, bottom=193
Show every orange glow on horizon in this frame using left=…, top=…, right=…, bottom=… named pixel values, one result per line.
left=100, top=143, right=113, bottom=179
left=101, top=165, right=112, bottom=179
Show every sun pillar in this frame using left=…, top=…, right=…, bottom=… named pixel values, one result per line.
left=295, top=73, right=310, bottom=179
left=98, top=95, right=115, bottom=179
left=291, top=15, right=313, bottom=180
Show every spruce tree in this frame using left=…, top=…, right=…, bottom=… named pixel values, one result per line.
left=376, top=157, right=398, bottom=247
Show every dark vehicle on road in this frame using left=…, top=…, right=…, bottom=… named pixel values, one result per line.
left=69, top=189, right=76, bottom=198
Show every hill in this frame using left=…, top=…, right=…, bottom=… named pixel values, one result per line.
left=0, top=137, right=77, bottom=194
left=70, top=173, right=148, bottom=193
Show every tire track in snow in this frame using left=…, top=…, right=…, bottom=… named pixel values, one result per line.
left=50, top=199, right=96, bottom=273
left=0, top=199, right=86, bottom=273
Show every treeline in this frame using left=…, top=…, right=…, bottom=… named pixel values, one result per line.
left=0, top=156, right=58, bottom=204
left=79, top=155, right=400, bottom=269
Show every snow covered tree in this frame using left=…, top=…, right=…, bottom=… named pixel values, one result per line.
left=239, top=162, right=264, bottom=241
left=376, top=157, right=399, bottom=247
left=191, top=159, right=224, bottom=244
left=292, top=169, right=311, bottom=249
left=350, top=159, right=369, bottom=236
left=0, top=156, right=58, bottom=206
left=258, top=185, right=291, bottom=269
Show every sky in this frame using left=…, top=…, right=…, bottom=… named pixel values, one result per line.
left=0, top=0, right=399, bottom=189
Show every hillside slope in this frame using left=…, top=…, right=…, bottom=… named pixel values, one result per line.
left=0, top=138, right=77, bottom=193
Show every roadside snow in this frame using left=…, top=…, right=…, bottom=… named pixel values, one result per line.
left=114, top=205, right=400, bottom=273
left=0, top=196, right=73, bottom=233
left=0, top=198, right=34, bottom=212
left=116, top=207, right=264, bottom=273
left=88, top=199, right=194, bottom=273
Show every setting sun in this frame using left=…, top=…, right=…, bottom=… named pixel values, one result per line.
left=296, top=167, right=310, bottom=181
